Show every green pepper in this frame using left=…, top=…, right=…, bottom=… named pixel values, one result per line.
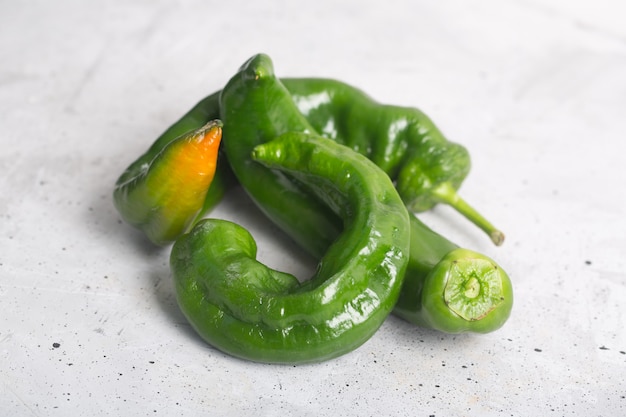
left=113, top=92, right=235, bottom=245
left=132, top=77, right=502, bottom=246
left=171, top=132, right=410, bottom=363
left=282, top=78, right=503, bottom=246
left=114, top=53, right=513, bottom=333
left=113, top=120, right=222, bottom=245
left=294, top=168, right=513, bottom=333
left=281, top=78, right=513, bottom=332
left=218, top=53, right=512, bottom=334
left=219, top=54, right=341, bottom=258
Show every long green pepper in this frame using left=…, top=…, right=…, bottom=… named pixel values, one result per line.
left=217, top=54, right=512, bottom=334
left=171, top=133, right=410, bottom=364
left=218, top=54, right=341, bottom=257
left=283, top=78, right=504, bottom=246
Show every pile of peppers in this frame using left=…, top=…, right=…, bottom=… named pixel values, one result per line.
left=113, top=54, right=513, bottom=364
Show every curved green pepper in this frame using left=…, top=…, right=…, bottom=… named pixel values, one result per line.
left=171, top=133, right=410, bottom=363
left=218, top=53, right=512, bottom=334
left=113, top=120, right=223, bottom=245
left=294, top=168, right=513, bottom=333
left=281, top=78, right=512, bottom=332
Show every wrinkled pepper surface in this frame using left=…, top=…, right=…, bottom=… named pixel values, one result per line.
left=283, top=78, right=504, bottom=246
left=171, top=133, right=410, bottom=363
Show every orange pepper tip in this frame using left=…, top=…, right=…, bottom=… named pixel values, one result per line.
left=148, top=121, right=223, bottom=215
left=164, top=119, right=223, bottom=178
left=190, top=119, right=223, bottom=149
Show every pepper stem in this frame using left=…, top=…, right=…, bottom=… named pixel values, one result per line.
left=430, top=182, right=505, bottom=246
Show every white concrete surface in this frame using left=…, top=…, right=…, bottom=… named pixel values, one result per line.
left=1, top=1, right=625, bottom=416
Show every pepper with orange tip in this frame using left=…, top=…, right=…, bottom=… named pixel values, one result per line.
left=113, top=120, right=222, bottom=245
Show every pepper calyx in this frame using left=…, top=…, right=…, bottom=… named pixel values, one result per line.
left=443, top=253, right=506, bottom=321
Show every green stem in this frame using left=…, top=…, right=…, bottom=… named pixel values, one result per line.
left=430, top=182, right=505, bottom=246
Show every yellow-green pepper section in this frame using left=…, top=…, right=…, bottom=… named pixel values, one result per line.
left=113, top=120, right=222, bottom=245
left=171, top=133, right=410, bottom=364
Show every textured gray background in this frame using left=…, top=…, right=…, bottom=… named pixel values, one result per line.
left=1, top=0, right=625, bottom=416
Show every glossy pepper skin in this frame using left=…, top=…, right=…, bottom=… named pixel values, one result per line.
left=144, top=77, right=502, bottom=245
left=116, top=53, right=513, bottom=333
left=281, top=78, right=512, bottom=331
left=282, top=78, right=503, bottom=246
left=170, top=133, right=410, bottom=364
left=125, top=73, right=504, bottom=245
left=219, top=54, right=513, bottom=334
left=219, top=54, right=341, bottom=257
left=113, top=120, right=222, bottom=245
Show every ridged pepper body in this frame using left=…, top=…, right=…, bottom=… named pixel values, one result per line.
left=171, top=133, right=410, bottom=363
